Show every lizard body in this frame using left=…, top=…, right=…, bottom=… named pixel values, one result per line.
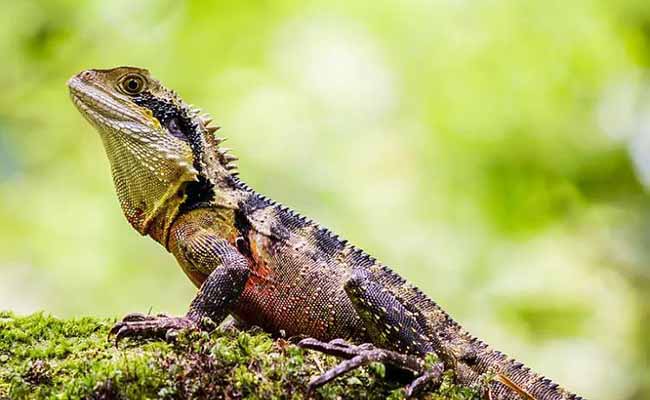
left=68, top=66, right=584, bottom=400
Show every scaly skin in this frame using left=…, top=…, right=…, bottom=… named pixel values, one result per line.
left=68, top=66, right=585, bottom=400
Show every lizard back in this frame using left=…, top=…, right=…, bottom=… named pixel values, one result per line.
left=224, top=182, right=583, bottom=400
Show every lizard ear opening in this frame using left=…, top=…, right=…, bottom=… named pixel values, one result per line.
left=166, top=117, right=189, bottom=142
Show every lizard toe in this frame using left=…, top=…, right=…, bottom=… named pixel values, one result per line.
left=109, top=316, right=197, bottom=344
left=299, top=337, right=363, bottom=359
left=113, top=325, right=132, bottom=345
left=108, top=321, right=127, bottom=338
left=120, top=312, right=150, bottom=322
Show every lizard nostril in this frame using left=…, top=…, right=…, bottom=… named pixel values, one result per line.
left=79, top=70, right=94, bottom=81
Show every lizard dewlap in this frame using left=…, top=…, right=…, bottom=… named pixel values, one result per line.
left=68, top=66, right=585, bottom=400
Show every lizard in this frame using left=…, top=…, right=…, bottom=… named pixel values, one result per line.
left=67, top=66, right=585, bottom=400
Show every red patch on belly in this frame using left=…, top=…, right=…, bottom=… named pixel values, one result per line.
left=245, top=236, right=273, bottom=288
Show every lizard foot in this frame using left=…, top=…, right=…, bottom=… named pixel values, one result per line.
left=109, top=313, right=197, bottom=344
left=299, top=338, right=443, bottom=398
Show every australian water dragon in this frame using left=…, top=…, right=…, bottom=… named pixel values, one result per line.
left=68, top=66, right=584, bottom=400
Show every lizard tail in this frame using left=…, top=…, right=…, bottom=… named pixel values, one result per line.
left=472, top=339, right=586, bottom=400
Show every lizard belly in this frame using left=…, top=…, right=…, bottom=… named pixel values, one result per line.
left=231, top=230, right=366, bottom=341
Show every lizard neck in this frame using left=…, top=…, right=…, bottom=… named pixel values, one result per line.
left=147, top=173, right=249, bottom=249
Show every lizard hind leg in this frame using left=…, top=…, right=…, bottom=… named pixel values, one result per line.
left=299, top=270, right=445, bottom=397
left=299, top=338, right=431, bottom=394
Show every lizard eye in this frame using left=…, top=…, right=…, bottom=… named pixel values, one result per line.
left=120, top=74, right=146, bottom=95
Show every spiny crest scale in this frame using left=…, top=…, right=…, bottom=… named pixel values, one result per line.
left=191, top=105, right=237, bottom=175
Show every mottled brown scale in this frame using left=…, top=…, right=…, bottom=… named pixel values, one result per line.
left=231, top=204, right=367, bottom=340
left=69, top=66, right=585, bottom=400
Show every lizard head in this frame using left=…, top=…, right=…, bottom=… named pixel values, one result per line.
left=68, top=66, right=233, bottom=236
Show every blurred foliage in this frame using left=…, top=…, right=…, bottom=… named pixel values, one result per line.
left=1, top=0, right=650, bottom=398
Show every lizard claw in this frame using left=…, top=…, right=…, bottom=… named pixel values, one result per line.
left=108, top=320, right=128, bottom=338
left=113, top=325, right=131, bottom=344
left=107, top=313, right=149, bottom=339
left=108, top=314, right=197, bottom=344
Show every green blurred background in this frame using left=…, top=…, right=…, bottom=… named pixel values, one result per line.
left=1, top=0, right=649, bottom=398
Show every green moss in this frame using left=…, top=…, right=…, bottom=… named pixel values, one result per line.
left=0, top=312, right=477, bottom=399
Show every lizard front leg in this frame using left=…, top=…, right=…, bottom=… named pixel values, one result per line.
left=110, top=229, right=250, bottom=342
left=299, top=270, right=446, bottom=397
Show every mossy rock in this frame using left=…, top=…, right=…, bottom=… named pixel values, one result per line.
left=0, top=312, right=477, bottom=399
